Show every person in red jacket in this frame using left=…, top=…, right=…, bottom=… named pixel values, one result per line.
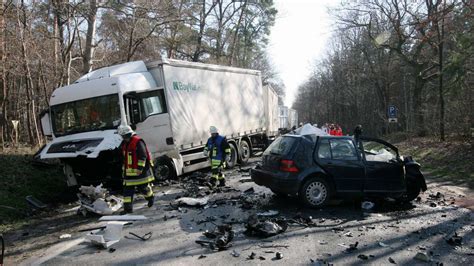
left=118, top=125, right=155, bottom=214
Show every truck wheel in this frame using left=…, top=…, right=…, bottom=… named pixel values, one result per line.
left=239, top=140, right=251, bottom=164
left=154, top=157, right=177, bottom=180
left=299, top=177, right=331, bottom=208
left=225, top=143, right=238, bottom=169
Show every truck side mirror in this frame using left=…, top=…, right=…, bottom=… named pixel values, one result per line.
left=39, top=109, right=53, bottom=137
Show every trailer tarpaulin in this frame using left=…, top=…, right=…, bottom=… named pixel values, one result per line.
left=162, top=63, right=265, bottom=146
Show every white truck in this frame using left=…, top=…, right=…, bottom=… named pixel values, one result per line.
left=278, top=106, right=298, bottom=130
left=39, top=59, right=279, bottom=187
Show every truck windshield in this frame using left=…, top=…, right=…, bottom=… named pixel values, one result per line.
left=51, top=94, right=121, bottom=137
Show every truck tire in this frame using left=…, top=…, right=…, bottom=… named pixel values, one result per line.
left=154, top=157, right=177, bottom=180
left=225, top=142, right=238, bottom=169
left=299, top=177, right=331, bottom=208
left=239, top=139, right=251, bottom=164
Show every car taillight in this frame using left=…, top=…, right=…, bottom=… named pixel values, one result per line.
left=280, top=159, right=299, bottom=172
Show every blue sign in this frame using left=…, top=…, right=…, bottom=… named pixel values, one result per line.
left=388, top=105, right=397, bottom=118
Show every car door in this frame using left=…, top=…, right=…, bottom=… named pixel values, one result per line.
left=359, top=138, right=405, bottom=193
left=125, top=88, right=175, bottom=156
left=315, top=138, right=365, bottom=192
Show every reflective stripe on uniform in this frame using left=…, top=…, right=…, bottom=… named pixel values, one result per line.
left=224, top=148, right=231, bottom=154
left=124, top=175, right=155, bottom=186
left=125, top=169, right=140, bottom=176
left=123, top=196, right=132, bottom=203
left=145, top=184, right=154, bottom=197
left=137, top=160, right=146, bottom=167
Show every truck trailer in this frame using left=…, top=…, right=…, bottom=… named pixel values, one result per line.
left=39, top=59, right=279, bottom=187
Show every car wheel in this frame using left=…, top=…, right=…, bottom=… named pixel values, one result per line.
left=154, top=157, right=177, bottom=180
left=224, top=142, right=238, bottom=169
left=299, top=178, right=331, bottom=208
left=239, top=140, right=251, bottom=164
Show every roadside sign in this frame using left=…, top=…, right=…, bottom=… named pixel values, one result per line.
left=388, top=105, right=397, bottom=118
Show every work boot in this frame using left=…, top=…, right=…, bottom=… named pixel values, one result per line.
left=147, top=196, right=154, bottom=208
left=209, top=178, right=217, bottom=188
left=218, top=179, right=226, bottom=187
left=121, top=204, right=133, bottom=214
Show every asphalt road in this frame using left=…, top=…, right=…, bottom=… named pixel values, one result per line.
left=4, top=157, right=474, bottom=265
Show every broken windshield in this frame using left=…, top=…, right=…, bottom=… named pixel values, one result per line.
left=51, top=94, right=121, bottom=137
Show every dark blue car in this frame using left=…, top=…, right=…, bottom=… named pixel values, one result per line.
left=251, top=134, right=427, bottom=208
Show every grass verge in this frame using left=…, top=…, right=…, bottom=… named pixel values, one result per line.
left=0, top=147, right=66, bottom=232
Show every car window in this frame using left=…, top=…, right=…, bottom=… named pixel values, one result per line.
left=317, top=139, right=331, bottom=159
left=329, top=139, right=358, bottom=161
left=361, top=140, right=397, bottom=162
left=264, top=136, right=298, bottom=156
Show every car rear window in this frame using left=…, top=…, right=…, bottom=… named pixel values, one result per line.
left=264, top=136, right=299, bottom=156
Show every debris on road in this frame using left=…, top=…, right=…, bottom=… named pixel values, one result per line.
left=198, top=254, right=206, bottom=259
left=239, top=178, right=253, bottom=183
left=99, top=215, right=147, bottom=221
left=357, top=254, right=369, bottom=260
left=85, top=221, right=126, bottom=248
left=247, top=252, right=256, bottom=260
left=231, top=250, right=240, bottom=257
left=245, top=215, right=288, bottom=238
left=59, top=234, right=71, bottom=239
left=388, top=257, right=396, bottom=264
left=257, top=210, right=279, bottom=217
left=196, top=224, right=234, bottom=251
left=414, top=252, right=431, bottom=262
left=345, top=242, right=359, bottom=253
left=275, top=252, right=283, bottom=260
left=176, top=197, right=209, bottom=207
left=361, top=201, right=375, bottom=210
left=77, top=184, right=123, bottom=216
left=446, top=233, right=462, bottom=246
left=25, top=195, right=47, bottom=210
left=379, top=242, right=389, bottom=247
left=127, top=232, right=152, bottom=241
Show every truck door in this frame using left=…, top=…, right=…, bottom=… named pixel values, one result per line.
left=315, top=138, right=365, bottom=192
left=125, top=88, right=175, bottom=156
left=359, top=138, right=405, bottom=193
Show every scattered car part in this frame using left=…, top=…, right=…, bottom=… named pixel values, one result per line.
left=176, top=197, right=209, bottom=207
left=197, top=224, right=234, bottom=251
left=99, top=215, right=147, bottom=221
left=414, top=252, right=431, bottom=262
left=59, top=234, right=72, bottom=239
left=275, top=252, right=283, bottom=260
left=25, top=195, right=47, bottom=210
left=85, top=221, right=126, bottom=248
left=245, top=215, right=288, bottom=238
left=128, top=232, right=152, bottom=241
left=77, top=184, right=123, bottom=216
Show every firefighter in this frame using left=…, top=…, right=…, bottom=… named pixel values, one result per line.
left=203, top=126, right=231, bottom=187
left=118, top=125, right=155, bottom=213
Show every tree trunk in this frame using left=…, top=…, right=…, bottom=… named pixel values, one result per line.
left=413, top=73, right=426, bottom=136
left=82, top=0, right=97, bottom=74
left=0, top=0, right=6, bottom=148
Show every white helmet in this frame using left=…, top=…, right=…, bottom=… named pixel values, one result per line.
left=209, top=126, right=218, bottom=134
left=117, top=125, right=134, bottom=136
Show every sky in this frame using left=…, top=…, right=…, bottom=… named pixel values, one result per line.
left=268, top=0, right=339, bottom=107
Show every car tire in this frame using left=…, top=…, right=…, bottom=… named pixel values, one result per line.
left=154, top=157, right=177, bottom=180
left=225, top=142, right=238, bottom=169
left=299, top=177, right=331, bottom=208
left=239, top=139, right=251, bottom=164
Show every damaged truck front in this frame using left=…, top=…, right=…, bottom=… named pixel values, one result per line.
left=40, top=59, right=279, bottom=187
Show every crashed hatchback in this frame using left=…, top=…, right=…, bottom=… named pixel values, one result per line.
left=251, top=126, right=427, bottom=207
